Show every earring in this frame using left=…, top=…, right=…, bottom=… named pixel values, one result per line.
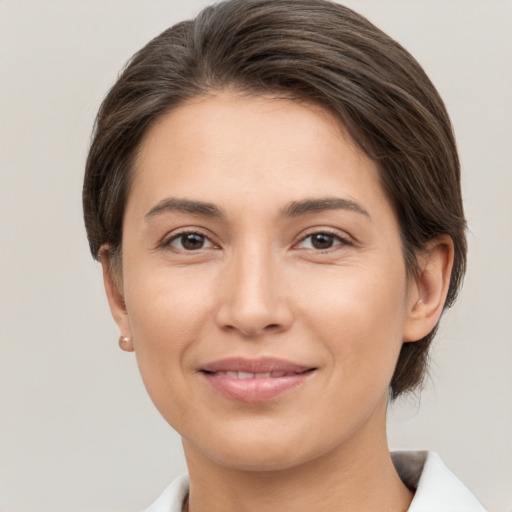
left=118, top=335, right=134, bottom=352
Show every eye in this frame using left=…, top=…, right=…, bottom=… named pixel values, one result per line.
left=166, top=231, right=215, bottom=251
left=296, top=231, right=350, bottom=250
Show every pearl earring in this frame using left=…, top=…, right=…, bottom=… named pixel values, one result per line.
left=118, top=335, right=133, bottom=351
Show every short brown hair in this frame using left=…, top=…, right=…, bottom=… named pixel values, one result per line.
left=83, top=0, right=466, bottom=398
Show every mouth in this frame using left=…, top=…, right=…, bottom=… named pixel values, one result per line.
left=205, top=370, right=309, bottom=379
left=199, top=357, right=316, bottom=403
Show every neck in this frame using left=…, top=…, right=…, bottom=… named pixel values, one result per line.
left=183, top=403, right=413, bottom=512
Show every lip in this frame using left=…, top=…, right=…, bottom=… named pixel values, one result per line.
left=199, top=357, right=316, bottom=403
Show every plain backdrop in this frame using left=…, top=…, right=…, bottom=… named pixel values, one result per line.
left=0, top=1, right=511, bottom=511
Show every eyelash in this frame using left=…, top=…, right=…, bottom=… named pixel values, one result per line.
left=163, top=230, right=217, bottom=252
left=295, top=230, right=352, bottom=251
left=162, top=229, right=352, bottom=253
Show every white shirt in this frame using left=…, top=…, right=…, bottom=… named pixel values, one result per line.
left=143, top=451, right=486, bottom=512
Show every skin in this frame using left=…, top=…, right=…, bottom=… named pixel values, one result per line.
left=102, top=91, right=454, bottom=512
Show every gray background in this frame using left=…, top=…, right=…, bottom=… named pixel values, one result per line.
left=0, top=0, right=510, bottom=510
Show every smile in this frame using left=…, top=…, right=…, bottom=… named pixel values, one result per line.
left=208, top=370, right=302, bottom=379
left=199, top=358, right=316, bottom=403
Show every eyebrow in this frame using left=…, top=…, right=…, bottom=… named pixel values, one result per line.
left=281, top=197, right=370, bottom=218
left=145, top=196, right=369, bottom=221
left=145, top=198, right=225, bottom=220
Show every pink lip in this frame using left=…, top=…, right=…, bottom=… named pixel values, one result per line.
left=199, top=357, right=316, bottom=403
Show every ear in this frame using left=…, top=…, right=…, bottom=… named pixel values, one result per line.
left=402, top=235, right=455, bottom=343
left=100, top=245, right=134, bottom=352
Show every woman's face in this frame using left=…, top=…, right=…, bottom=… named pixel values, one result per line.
left=107, top=92, right=424, bottom=471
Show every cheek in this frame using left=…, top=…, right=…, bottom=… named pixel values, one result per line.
left=299, top=261, right=408, bottom=382
left=123, top=268, right=216, bottom=408
left=125, top=264, right=215, bottom=339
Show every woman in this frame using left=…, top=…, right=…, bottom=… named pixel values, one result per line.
left=83, top=0, right=485, bottom=510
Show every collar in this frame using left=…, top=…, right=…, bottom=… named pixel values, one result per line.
left=144, top=451, right=486, bottom=511
left=392, top=451, right=486, bottom=511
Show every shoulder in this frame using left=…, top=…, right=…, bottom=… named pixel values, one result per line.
left=392, top=451, right=487, bottom=512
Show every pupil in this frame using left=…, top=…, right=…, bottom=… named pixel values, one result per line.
left=182, top=233, right=204, bottom=250
left=312, top=233, right=333, bottom=249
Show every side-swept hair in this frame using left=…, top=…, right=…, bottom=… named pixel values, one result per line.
left=83, top=0, right=466, bottom=398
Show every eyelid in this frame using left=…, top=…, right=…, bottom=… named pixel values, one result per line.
left=158, top=226, right=353, bottom=252
left=293, top=228, right=353, bottom=250
left=161, top=228, right=219, bottom=251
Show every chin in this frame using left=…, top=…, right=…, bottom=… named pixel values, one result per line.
left=209, top=446, right=310, bottom=472
left=182, top=424, right=334, bottom=473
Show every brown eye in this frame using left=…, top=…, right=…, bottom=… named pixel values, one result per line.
left=310, top=233, right=335, bottom=249
left=297, top=232, right=350, bottom=250
left=167, top=232, right=214, bottom=251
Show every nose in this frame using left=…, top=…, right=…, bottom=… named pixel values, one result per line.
left=215, top=243, right=294, bottom=338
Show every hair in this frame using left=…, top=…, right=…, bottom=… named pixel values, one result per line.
left=83, top=0, right=466, bottom=398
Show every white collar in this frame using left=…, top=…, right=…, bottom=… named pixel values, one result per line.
left=393, top=451, right=486, bottom=511
left=144, top=473, right=189, bottom=512
left=144, top=451, right=486, bottom=512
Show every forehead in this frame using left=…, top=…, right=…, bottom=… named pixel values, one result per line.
left=128, top=91, right=390, bottom=221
